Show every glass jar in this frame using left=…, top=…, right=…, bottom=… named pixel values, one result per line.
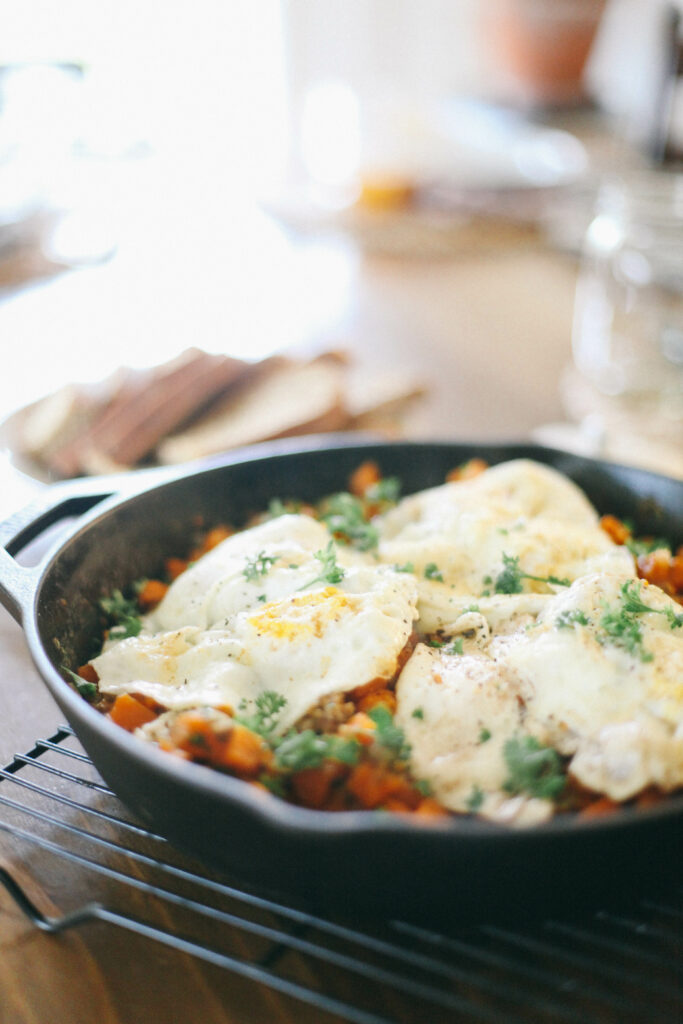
left=571, top=172, right=683, bottom=446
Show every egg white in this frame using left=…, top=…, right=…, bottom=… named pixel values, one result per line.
left=395, top=643, right=552, bottom=825
left=396, top=572, right=683, bottom=818
left=92, top=527, right=418, bottom=733
left=376, top=459, right=635, bottom=634
left=148, top=513, right=373, bottom=633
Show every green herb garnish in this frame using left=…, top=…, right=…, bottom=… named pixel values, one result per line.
left=618, top=579, right=683, bottom=629
left=243, top=550, right=278, bottom=582
left=258, top=773, right=287, bottom=797
left=503, top=736, right=566, bottom=801
left=99, top=588, right=143, bottom=640
left=367, top=704, right=411, bottom=761
left=556, top=609, right=590, bottom=629
left=424, top=563, right=444, bottom=583
left=493, top=554, right=571, bottom=595
left=365, top=476, right=401, bottom=505
left=466, top=786, right=485, bottom=812
left=317, top=492, right=379, bottom=551
left=64, top=667, right=97, bottom=700
left=274, top=730, right=360, bottom=771
left=237, top=692, right=360, bottom=773
left=236, top=691, right=287, bottom=738
left=267, top=497, right=301, bottom=519
left=600, top=606, right=652, bottom=661
left=478, top=728, right=491, bottom=744
left=412, top=707, right=425, bottom=720
left=393, top=562, right=415, bottom=574
left=299, top=540, right=346, bottom=589
left=597, top=580, right=682, bottom=662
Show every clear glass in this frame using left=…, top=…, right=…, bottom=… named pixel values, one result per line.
left=571, top=172, right=683, bottom=444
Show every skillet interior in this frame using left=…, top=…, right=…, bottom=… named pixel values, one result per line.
left=23, top=440, right=683, bottom=925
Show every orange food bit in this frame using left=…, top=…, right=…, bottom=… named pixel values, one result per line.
left=599, top=514, right=631, bottom=546
left=108, top=693, right=158, bottom=732
left=637, top=549, right=674, bottom=590
left=291, top=761, right=347, bottom=809
left=446, top=458, right=488, bottom=482
left=349, top=460, right=382, bottom=497
left=168, top=711, right=210, bottom=751
left=415, top=797, right=449, bottom=818
left=381, top=797, right=413, bottom=814
left=338, top=712, right=377, bottom=745
left=190, top=525, right=234, bottom=560
left=636, top=788, right=665, bottom=809
left=348, top=676, right=393, bottom=702
left=77, top=663, right=99, bottom=684
left=165, top=556, right=189, bottom=581
left=207, top=525, right=234, bottom=547
left=168, top=712, right=272, bottom=778
left=669, top=555, right=683, bottom=592
left=137, top=578, right=169, bottom=611
left=579, top=796, right=620, bottom=819
left=347, top=761, right=420, bottom=810
left=217, top=724, right=272, bottom=777
left=358, top=689, right=397, bottom=715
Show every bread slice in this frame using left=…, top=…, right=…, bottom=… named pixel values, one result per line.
left=50, top=349, right=256, bottom=476
left=157, top=353, right=350, bottom=465
left=346, top=372, right=426, bottom=432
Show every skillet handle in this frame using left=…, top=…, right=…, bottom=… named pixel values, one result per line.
left=0, top=463, right=185, bottom=623
left=0, top=463, right=182, bottom=624
left=0, top=477, right=119, bottom=624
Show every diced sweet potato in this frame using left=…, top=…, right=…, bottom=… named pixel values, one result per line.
left=347, top=761, right=420, bottom=810
left=291, top=761, right=347, bottom=809
left=357, top=689, right=397, bottom=715
left=349, top=460, right=381, bottom=497
left=579, top=796, right=620, bottom=819
left=77, top=663, right=99, bottom=684
left=446, top=458, right=488, bottom=482
left=338, top=712, right=377, bottom=745
left=599, top=514, right=631, bottom=546
left=108, top=693, right=158, bottom=732
left=165, top=557, right=189, bottom=581
left=137, top=578, right=169, bottom=611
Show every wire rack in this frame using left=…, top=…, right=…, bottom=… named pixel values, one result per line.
left=0, top=725, right=681, bottom=1024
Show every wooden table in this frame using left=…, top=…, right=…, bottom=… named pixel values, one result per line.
left=0, top=162, right=646, bottom=1023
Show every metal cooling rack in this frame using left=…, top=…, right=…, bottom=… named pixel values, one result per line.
left=0, top=726, right=681, bottom=1024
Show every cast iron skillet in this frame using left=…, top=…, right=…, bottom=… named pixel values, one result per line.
left=0, top=437, right=682, bottom=926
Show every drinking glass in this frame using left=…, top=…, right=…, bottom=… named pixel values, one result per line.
left=570, top=171, right=683, bottom=449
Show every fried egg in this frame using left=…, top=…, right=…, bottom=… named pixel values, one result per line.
left=92, top=557, right=419, bottom=734
left=394, top=643, right=551, bottom=825
left=396, top=573, right=683, bottom=821
left=378, top=459, right=600, bottom=542
left=148, top=513, right=372, bottom=633
left=507, top=573, right=683, bottom=799
left=377, top=458, right=635, bottom=633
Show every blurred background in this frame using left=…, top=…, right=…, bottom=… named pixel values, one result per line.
left=0, top=0, right=682, bottom=504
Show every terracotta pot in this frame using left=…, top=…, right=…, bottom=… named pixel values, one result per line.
left=485, top=0, right=607, bottom=105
